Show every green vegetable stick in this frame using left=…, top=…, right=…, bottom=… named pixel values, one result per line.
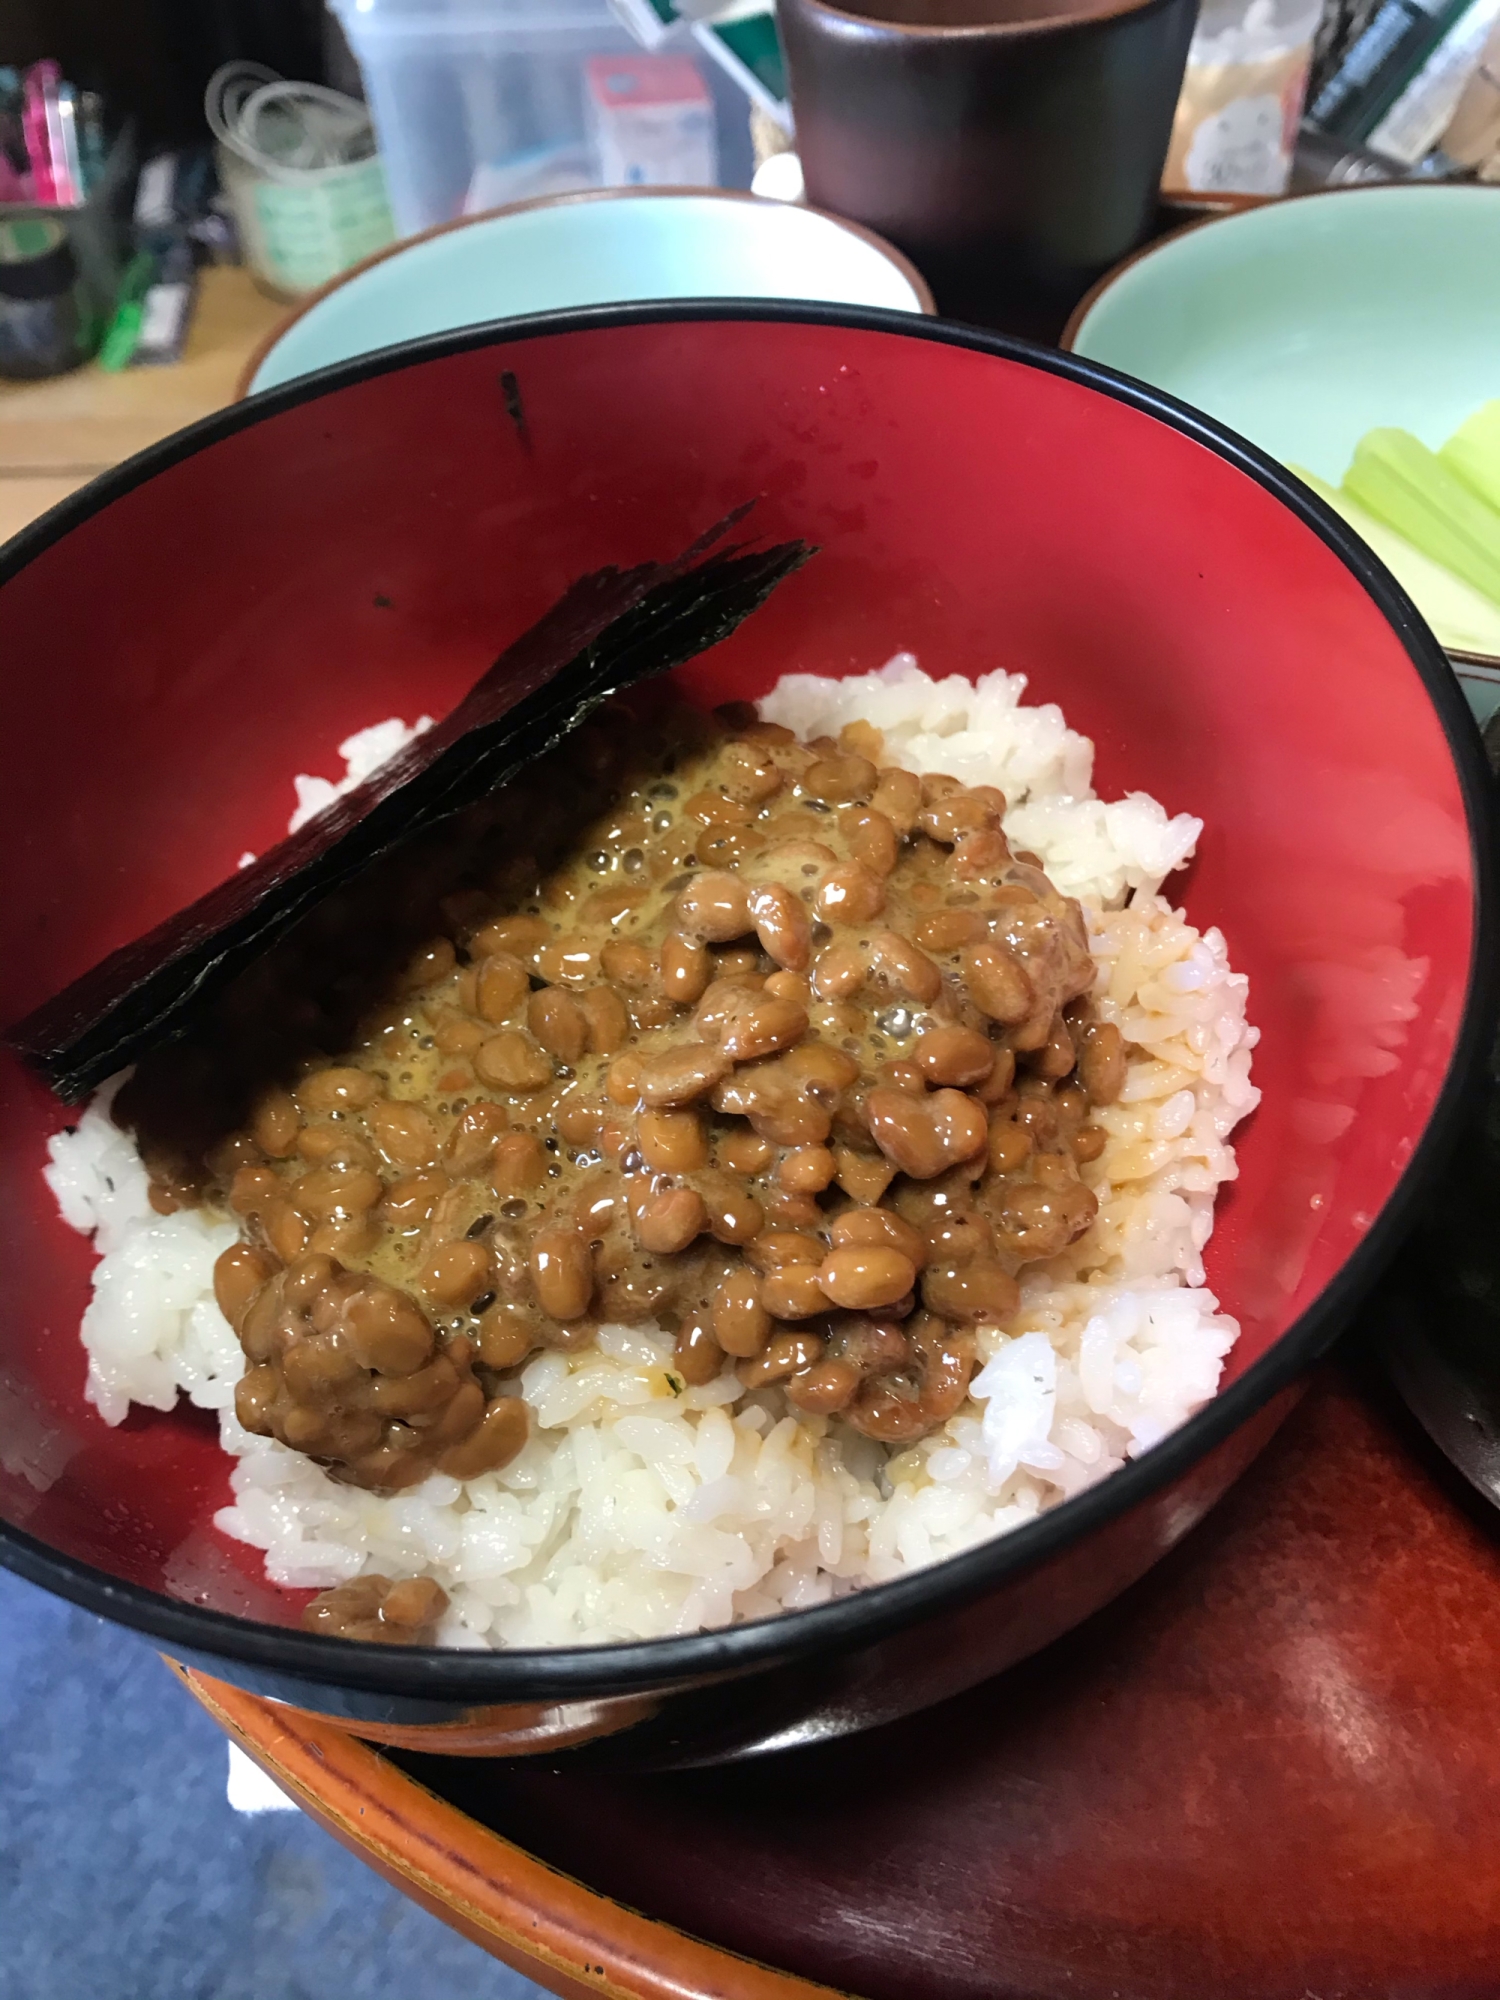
left=1293, top=464, right=1500, bottom=655
left=1343, top=427, right=1500, bottom=608
left=1439, top=399, right=1500, bottom=515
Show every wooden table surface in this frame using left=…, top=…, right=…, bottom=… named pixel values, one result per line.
left=0, top=266, right=288, bottom=543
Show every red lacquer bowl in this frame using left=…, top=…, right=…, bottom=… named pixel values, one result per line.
left=0, top=306, right=1491, bottom=1764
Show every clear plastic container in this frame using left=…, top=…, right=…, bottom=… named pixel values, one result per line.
left=330, top=0, right=730, bottom=235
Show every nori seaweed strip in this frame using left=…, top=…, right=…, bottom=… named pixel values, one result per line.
left=10, top=516, right=816, bottom=1101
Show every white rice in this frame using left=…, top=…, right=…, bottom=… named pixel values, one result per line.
left=44, top=661, right=1258, bottom=1649
left=287, top=714, right=434, bottom=834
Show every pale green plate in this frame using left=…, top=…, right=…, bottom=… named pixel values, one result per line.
left=1067, top=186, right=1500, bottom=719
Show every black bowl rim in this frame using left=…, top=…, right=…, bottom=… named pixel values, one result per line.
left=1, top=297, right=1494, bottom=1703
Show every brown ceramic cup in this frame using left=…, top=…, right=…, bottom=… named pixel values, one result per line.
left=779, top=0, right=1197, bottom=317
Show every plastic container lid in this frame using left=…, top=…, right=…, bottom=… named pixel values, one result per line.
left=330, top=0, right=620, bottom=39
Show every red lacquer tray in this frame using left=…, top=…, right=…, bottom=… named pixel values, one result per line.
left=185, top=1359, right=1500, bottom=2000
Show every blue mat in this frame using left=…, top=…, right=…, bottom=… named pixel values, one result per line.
left=0, top=1566, right=551, bottom=2000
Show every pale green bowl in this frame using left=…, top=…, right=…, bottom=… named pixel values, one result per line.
left=242, top=189, right=933, bottom=399
left=1066, top=185, right=1500, bottom=718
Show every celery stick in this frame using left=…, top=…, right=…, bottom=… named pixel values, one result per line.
left=1343, top=428, right=1500, bottom=607
left=1439, top=399, right=1500, bottom=515
left=1293, top=464, right=1500, bottom=656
